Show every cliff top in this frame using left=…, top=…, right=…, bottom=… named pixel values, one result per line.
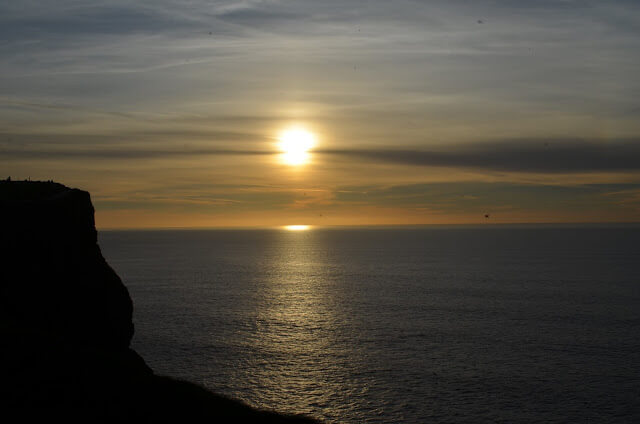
left=0, top=179, right=72, bottom=201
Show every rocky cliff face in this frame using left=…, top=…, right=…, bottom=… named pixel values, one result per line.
left=0, top=180, right=133, bottom=349
left=0, top=180, right=316, bottom=422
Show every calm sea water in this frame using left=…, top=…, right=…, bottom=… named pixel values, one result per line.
left=99, top=226, right=640, bottom=423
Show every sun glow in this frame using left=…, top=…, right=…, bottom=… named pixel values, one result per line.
left=278, top=128, right=315, bottom=165
left=283, top=225, right=311, bottom=231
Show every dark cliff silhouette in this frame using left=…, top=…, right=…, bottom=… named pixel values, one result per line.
left=0, top=180, right=317, bottom=422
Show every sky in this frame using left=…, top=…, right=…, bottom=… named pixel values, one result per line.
left=2, top=0, right=640, bottom=228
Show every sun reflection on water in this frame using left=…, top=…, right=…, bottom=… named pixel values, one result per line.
left=246, top=229, right=356, bottom=419
left=283, top=225, right=311, bottom=231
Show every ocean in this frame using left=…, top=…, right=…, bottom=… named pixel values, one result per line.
left=99, top=226, right=640, bottom=423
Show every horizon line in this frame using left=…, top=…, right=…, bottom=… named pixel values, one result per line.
left=97, top=222, right=640, bottom=231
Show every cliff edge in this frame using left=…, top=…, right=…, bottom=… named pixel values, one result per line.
left=0, top=180, right=316, bottom=422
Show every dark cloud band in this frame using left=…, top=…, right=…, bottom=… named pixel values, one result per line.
left=319, top=139, right=640, bottom=173
left=0, top=147, right=271, bottom=160
left=3, top=138, right=640, bottom=173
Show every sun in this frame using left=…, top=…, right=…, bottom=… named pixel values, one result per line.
left=278, top=128, right=315, bottom=166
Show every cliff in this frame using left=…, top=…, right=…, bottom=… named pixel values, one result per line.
left=0, top=180, right=316, bottom=422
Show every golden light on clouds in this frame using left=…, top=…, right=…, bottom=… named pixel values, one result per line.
left=278, top=127, right=315, bottom=166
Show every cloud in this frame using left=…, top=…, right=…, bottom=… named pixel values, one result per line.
left=319, top=139, right=640, bottom=173
left=0, top=146, right=271, bottom=160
